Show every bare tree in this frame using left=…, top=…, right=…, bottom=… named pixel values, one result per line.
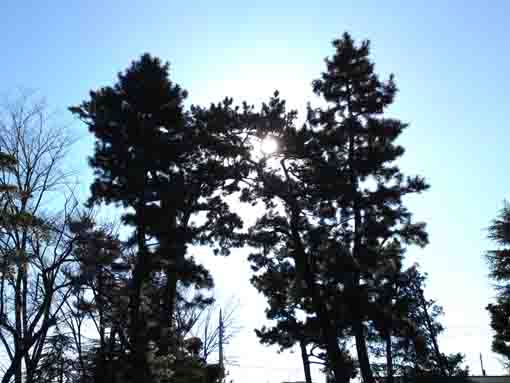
left=180, top=295, right=240, bottom=365
left=0, top=91, right=78, bottom=383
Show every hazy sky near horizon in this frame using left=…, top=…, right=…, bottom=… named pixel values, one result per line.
left=2, top=1, right=510, bottom=381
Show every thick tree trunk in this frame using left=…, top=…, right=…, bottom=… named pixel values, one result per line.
left=1, top=357, right=20, bottom=383
left=353, top=320, right=374, bottom=383
left=324, top=325, right=350, bottom=383
left=351, top=229, right=374, bottom=383
left=299, top=340, right=313, bottom=383
left=160, top=201, right=195, bottom=358
left=158, top=265, right=178, bottom=356
left=108, top=327, right=118, bottom=383
left=292, top=235, right=349, bottom=382
left=385, top=332, right=394, bottom=383
left=125, top=117, right=153, bottom=383
left=1, top=347, right=36, bottom=383
left=348, top=119, right=374, bottom=383
left=128, top=217, right=153, bottom=383
left=282, top=160, right=351, bottom=383
left=157, top=198, right=181, bottom=357
left=293, top=228, right=350, bottom=383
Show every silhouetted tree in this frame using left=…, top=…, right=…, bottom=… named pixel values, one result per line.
left=251, top=256, right=321, bottom=383
left=307, top=33, right=429, bottom=383
left=64, top=214, right=129, bottom=383
left=486, top=201, right=510, bottom=370
left=365, top=241, right=408, bottom=383
left=0, top=93, right=78, bottom=383
left=70, top=54, right=255, bottom=381
left=245, top=92, right=357, bottom=383
left=370, top=265, right=468, bottom=379
left=179, top=294, right=240, bottom=364
left=70, top=54, right=191, bottom=381
left=246, top=33, right=429, bottom=383
left=31, top=327, right=78, bottom=383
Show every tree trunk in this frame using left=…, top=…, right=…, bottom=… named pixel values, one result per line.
left=158, top=196, right=181, bottom=358
left=157, top=199, right=181, bottom=357
left=14, top=266, right=23, bottom=383
left=350, top=229, right=374, bottom=383
left=59, top=357, right=64, bottom=383
left=22, top=260, right=28, bottom=382
left=299, top=340, right=313, bottom=383
left=348, top=115, right=374, bottom=383
left=291, top=227, right=349, bottom=383
left=1, top=358, right=19, bottom=383
left=353, top=320, right=374, bottom=383
left=418, top=288, right=448, bottom=376
left=296, top=233, right=350, bottom=383
left=128, top=217, right=153, bottom=383
left=282, top=160, right=351, bottom=383
left=385, top=332, right=394, bottom=383
left=158, top=265, right=178, bottom=356
left=125, top=115, right=153, bottom=383
left=324, top=324, right=350, bottom=383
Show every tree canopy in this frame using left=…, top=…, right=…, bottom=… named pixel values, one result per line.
left=0, top=33, right=474, bottom=383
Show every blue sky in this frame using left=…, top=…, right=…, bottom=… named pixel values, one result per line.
left=2, top=1, right=510, bottom=381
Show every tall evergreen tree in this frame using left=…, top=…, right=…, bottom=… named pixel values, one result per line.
left=246, top=33, right=429, bottom=383
left=486, top=201, right=510, bottom=369
left=245, top=93, right=356, bottom=383
left=71, top=54, right=255, bottom=381
left=71, top=54, right=190, bottom=381
left=307, top=33, right=429, bottom=383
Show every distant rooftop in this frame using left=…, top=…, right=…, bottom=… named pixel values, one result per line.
left=376, top=377, right=510, bottom=383
left=281, top=377, right=510, bottom=383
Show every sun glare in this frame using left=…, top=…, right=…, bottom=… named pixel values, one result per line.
left=261, top=136, right=278, bottom=155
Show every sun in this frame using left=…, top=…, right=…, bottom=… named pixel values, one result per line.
left=250, top=135, right=279, bottom=160
left=260, top=136, right=278, bottom=155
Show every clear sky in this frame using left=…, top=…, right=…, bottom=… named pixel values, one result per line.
left=2, top=1, right=510, bottom=381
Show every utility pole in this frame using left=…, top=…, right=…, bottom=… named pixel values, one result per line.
left=480, top=353, right=487, bottom=376
left=219, top=309, right=224, bottom=382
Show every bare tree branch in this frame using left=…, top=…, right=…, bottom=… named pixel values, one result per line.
left=0, top=91, right=79, bottom=383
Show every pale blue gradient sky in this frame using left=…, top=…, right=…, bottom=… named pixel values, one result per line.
left=2, top=1, right=509, bottom=381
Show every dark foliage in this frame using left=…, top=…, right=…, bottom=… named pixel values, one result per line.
left=369, top=265, right=468, bottom=379
left=486, top=202, right=510, bottom=369
left=246, top=33, right=430, bottom=383
left=0, top=32, right=470, bottom=383
left=70, top=53, right=257, bottom=382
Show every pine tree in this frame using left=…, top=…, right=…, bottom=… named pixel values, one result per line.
left=245, top=92, right=357, bottom=383
left=66, top=215, right=129, bottom=383
left=365, top=241, right=408, bottom=382
left=71, top=54, right=254, bottom=381
left=71, top=53, right=192, bottom=380
left=486, top=201, right=510, bottom=369
left=246, top=33, right=429, bottom=383
left=70, top=54, right=190, bottom=381
left=32, top=327, right=78, bottom=383
left=251, top=255, right=323, bottom=383
left=307, top=33, right=429, bottom=383
left=370, top=264, right=468, bottom=379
